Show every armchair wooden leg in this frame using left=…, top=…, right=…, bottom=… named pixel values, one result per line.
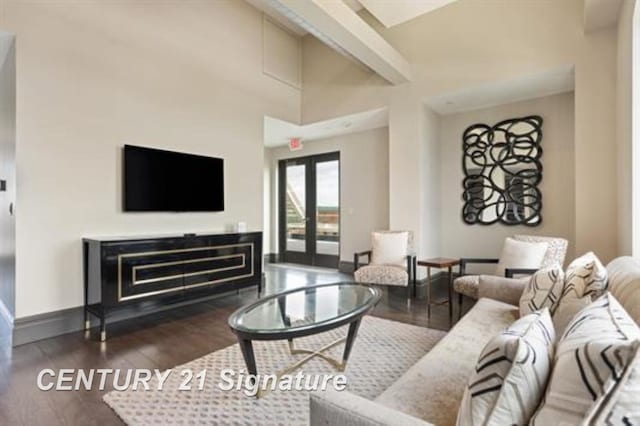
left=458, top=293, right=464, bottom=320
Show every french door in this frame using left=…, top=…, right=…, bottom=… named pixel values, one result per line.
left=278, top=152, right=340, bottom=268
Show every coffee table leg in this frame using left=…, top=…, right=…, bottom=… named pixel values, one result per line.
left=238, top=338, right=258, bottom=380
left=341, top=319, right=362, bottom=370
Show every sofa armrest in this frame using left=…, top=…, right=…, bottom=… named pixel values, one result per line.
left=310, top=389, right=433, bottom=426
left=354, top=250, right=372, bottom=271
left=477, top=275, right=529, bottom=306
left=459, top=258, right=499, bottom=275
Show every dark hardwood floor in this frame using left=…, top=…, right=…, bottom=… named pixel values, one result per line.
left=0, top=263, right=472, bottom=425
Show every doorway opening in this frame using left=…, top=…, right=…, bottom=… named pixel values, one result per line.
left=278, top=152, right=340, bottom=268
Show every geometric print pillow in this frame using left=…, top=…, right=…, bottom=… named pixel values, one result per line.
left=456, top=309, right=555, bottom=426
left=582, top=341, right=640, bottom=425
left=519, top=266, right=565, bottom=317
left=563, top=251, right=608, bottom=300
left=530, top=294, right=640, bottom=425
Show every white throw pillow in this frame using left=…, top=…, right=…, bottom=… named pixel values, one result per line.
left=495, top=237, right=547, bottom=277
left=519, top=266, right=565, bottom=317
left=563, top=251, right=608, bottom=300
left=531, top=294, right=640, bottom=425
left=457, top=309, right=555, bottom=426
left=370, top=231, right=409, bottom=267
left=582, top=341, right=640, bottom=424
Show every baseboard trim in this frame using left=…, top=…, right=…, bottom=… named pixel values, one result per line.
left=13, top=306, right=83, bottom=347
left=339, top=261, right=354, bottom=274
left=12, top=287, right=256, bottom=347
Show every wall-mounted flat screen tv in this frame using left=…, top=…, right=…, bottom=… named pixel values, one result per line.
left=124, top=145, right=224, bottom=212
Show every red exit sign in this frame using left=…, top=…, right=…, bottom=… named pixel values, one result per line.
left=289, top=138, right=303, bottom=151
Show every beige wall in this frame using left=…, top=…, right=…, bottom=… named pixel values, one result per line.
left=440, top=93, right=576, bottom=262
left=617, top=0, right=636, bottom=256
left=266, top=127, right=390, bottom=262
left=301, top=0, right=619, bottom=263
left=0, top=0, right=301, bottom=318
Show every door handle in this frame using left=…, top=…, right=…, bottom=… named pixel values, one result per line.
left=9, top=202, right=13, bottom=216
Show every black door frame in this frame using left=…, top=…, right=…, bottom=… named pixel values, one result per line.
left=278, top=151, right=340, bottom=268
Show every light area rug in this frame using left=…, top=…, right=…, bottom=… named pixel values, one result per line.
left=104, top=315, right=446, bottom=425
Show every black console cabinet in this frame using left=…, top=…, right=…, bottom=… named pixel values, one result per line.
left=83, top=232, right=262, bottom=341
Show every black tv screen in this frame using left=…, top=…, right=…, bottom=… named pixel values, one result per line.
left=124, top=145, right=224, bottom=212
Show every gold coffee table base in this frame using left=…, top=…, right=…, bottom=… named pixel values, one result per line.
left=255, top=336, right=348, bottom=398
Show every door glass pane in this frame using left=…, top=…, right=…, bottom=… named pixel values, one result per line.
left=315, top=160, right=339, bottom=256
left=286, top=163, right=306, bottom=252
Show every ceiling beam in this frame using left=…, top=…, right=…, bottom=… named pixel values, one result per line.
left=268, top=0, right=412, bottom=84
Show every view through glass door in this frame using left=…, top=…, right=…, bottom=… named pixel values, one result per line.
left=278, top=152, right=340, bottom=268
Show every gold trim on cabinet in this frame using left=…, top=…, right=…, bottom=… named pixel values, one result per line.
left=117, top=242, right=255, bottom=302
left=131, top=254, right=246, bottom=286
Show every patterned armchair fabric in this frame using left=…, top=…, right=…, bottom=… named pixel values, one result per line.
left=453, top=235, right=568, bottom=302
left=354, top=265, right=408, bottom=287
left=354, top=230, right=414, bottom=288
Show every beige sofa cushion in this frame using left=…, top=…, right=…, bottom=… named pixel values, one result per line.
left=606, top=256, right=640, bottom=324
left=531, top=294, right=640, bottom=425
left=457, top=309, right=555, bottom=426
left=374, top=298, right=518, bottom=426
left=495, top=237, right=547, bottom=277
left=477, top=275, right=529, bottom=306
left=551, top=295, right=591, bottom=336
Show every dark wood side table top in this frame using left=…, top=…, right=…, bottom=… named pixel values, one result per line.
left=417, top=257, right=460, bottom=268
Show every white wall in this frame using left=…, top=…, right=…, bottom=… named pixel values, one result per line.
left=421, top=106, right=441, bottom=267
left=266, top=127, right=390, bottom=262
left=440, top=92, right=576, bottom=262
left=0, top=1, right=301, bottom=318
left=301, top=0, right=619, bottom=263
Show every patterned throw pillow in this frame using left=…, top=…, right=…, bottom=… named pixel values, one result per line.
left=582, top=341, right=640, bottom=425
left=563, top=251, right=608, bottom=299
left=519, top=266, right=564, bottom=316
left=457, top=309, right=555, bottom=426
left=531, top=294, right=640, bottom=425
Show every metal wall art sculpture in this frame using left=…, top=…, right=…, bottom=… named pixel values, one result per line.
left=462, top=115, right=543, bottom=226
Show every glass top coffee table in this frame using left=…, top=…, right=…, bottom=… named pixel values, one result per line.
left=228, top=282, right=381, bottom=394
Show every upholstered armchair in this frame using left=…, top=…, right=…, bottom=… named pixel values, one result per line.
left=353, top=231, right=416, bottom=297
left=453, top=235, right=568, bottom=316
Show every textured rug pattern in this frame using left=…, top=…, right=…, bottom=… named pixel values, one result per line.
left=103, top=316, right=446, bottom=425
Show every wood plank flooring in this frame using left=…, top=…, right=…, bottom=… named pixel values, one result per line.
left=0, top=263, right=473, bottom=425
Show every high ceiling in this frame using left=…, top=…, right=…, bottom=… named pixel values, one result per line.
left=248, top=0, right=624, bottom=86
left=358, top=0, right=458, bottom=27
left=264, top=107, right=388, bottom=147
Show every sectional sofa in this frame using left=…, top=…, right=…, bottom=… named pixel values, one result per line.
left=310, top=256, right=640, bottom=426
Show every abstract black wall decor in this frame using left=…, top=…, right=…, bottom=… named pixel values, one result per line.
left=462, top=115, right=543, bottom=226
